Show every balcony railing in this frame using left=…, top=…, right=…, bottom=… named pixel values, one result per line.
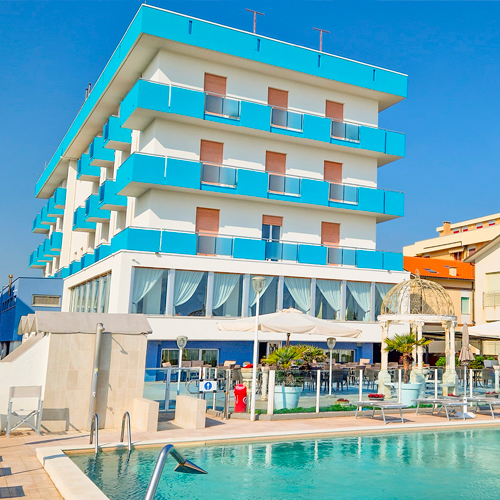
left=197, top=234, right=233, bottom=256
left=329, top=182, right=359, bottom=204
left=331, top=119, right=361, bottom=142
left=268, top=173, right=301, bottom=197
left=201, top=163, right=237, bottom=188
left=484, top=291, right=500, bottom=308
left=204, top=93, right=240, bottom=119
left=271, top=107, right=303, bottom=131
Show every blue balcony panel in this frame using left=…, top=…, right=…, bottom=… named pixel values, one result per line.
left=61, top=267, right=71, bottom=278
left=233, top=238, right=266, bottom=260
left=99, top=180, right=127, bottom=211
left=383, top=252, right=404, bottom=272
left=165, top=158, right=201, bottom=190
left=116, top=152, right=166, bottom=197
left=85, top=194, right=111, bottom=223
left=82, top=252, right=96, bottom=268
left=73, top=206, right=96, bottom=232
left=77, top=154, right=101, bottom=181
left=111, top=227, right=161, bottom=253
left=53, top=187, right=67, bottom=209
left=95, top=244, right=112, bottom=262
left=28, top=250, right=45, bottom=269
left=160, top=231, right=197, bottom=255
left=356, top=250, right=384, bottom=270
left=50, top=231, right=63, bottom=252
left=40, top=206, right=56, bottom=226
left=32, top=213, right=49, bottom=234
left=236, top=169, right=268, bottom=198
left=103, top=115, right=132, bottom=151
left=89, top=136, right=115, bottom=167
left=301, top=179, right=329, bottom=206
left=358, top=187, right=385, bottom=214
left=47, top=197, right=64, bottom=218
left=298, top=245, right=328, bottom=265
left=70, top=260, right=83, bottom=274
left=384, top=190, right=405, bottom=217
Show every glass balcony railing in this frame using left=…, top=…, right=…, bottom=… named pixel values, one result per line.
left=331, top=119, right=360, bottom=142
left=197, top=234, right=234, bottom=256
left=328, top=182, right=358, bottom=204
left=265, top=241, right=299, bottom=261
left=327, top=247, right=357, bottom=266
left=201, top=163, right=237, bottom=188
left=271, top=107, right=303, bottom=131
left=204, top=93, right=240, bottom=119
left=268, top=173, right=301, bottom=196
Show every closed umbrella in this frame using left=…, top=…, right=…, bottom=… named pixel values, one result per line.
left=457, top=324, right=475, bottom=419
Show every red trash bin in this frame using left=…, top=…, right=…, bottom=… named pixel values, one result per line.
left=234, top=384, right=247, bottom=413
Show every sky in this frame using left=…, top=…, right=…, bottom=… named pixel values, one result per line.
left=1, top=1, right=500, bottom=285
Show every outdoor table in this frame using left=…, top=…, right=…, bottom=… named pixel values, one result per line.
left=354, top=401, right=408, bottom=424
left=467, top=397, right=500, bottom=419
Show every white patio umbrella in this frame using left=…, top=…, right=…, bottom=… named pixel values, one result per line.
left=457, top=323, right=476, bottom=419
left=469, top=321, right=500, bottom=339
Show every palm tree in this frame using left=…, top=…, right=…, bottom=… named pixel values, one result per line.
left=384, top=333, right=432, bottom=383
left=263, top=345, right=305, bottom=386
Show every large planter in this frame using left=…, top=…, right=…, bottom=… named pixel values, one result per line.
left=485, top=360, right=498, bottom=368
left=274, top=386, right=303, bottom=410
left=241, top=368, right=253, bottom=391
left=394, top=383, right=421, bottom=406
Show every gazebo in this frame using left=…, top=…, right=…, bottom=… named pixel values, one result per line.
left=377, top=274, right=458, bottom=397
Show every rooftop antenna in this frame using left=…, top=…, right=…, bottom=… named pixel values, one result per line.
left=245, top=9, right=264, bottom=34
left=313, top=27, right=330, bottom=52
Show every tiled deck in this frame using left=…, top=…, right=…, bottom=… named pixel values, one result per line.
left=3, top=411, right=500, bottom=499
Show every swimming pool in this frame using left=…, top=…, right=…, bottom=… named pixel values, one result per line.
left=70, top=429, right=500, bottom=500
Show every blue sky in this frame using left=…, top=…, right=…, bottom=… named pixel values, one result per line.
left=1, top=1, right=499, bottom=284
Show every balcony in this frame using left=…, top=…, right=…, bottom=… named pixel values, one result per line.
left=204, top=93, right=240, bottom=120
left=116, top=153, right=404, bottom=219
left=103, top=115, right=131, bottom=151
left=84, top=194, right=111, bottom=223
left=28, top=248, right=46, bottom=268
left=77, top=154, right=100, bottom=181
left=120, top=80, right=405, bottom=163
left=108, top=227, right=403, bottom=271
left=73, top=206, right=96, bottom=232
left=32, top=213, right=49, bottom=234
left=99, top=180, right=127, bottom=211
left=89, top=136, right=115, bottom=167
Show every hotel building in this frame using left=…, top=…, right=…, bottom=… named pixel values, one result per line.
left=29, top=5, right=408, bottom=368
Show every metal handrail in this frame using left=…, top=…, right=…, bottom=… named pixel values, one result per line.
left=89, top=413, right=98, bottom=455
left=144, top=444, right=207, bottom=500
left=120, top=412, right=132, bottom=452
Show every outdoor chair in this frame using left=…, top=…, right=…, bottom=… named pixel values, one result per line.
left=481, top=369, right=494, bottom=388
left=365, top=369, right=379, bottom=391
left=330, top=369, right=348, bottom=392
left=6, top=386, right=43, bottom=438
left=359, top=358, right=371, bottom=366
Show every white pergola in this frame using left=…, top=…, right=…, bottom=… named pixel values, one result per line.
left=377, top=275, right=458, bottom=397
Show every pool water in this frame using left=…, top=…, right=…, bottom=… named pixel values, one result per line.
left=71, top=429, right=500, bottom=500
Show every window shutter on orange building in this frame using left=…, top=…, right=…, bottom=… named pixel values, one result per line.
left=200, top=140, right=224, bottom=164
left=262, top=215, right=283, bottom=226
left=325, top=100, right=344, bottom=121
left=204, top=73, right=227, bottom=95
left=321, top=222, right=340, bottom=246
left=265, top=151, right=286, bottom=174
left=196, top=208, right=220, bottom=234
left=268, top=88, right=288, bottom=108
left=324, top=161, right=343, bottom=183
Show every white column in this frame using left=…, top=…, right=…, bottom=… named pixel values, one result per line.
left=59, top=160, right=78, bottom=269
left=378, top=320, right=392, bottom=398
left=380, top=321, right=389, bottom=371
left=417, top=321, right=424, bottom=369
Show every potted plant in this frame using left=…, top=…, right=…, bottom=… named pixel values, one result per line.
left=385, top=333, right=432, bottom=405
left=263, top=345, right=308, bottom=410
left=368, top=393, right=385, bottom=401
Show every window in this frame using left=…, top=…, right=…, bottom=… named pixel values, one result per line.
left=346, top=281, right=371, bottom=321
left=204, top=73, right=226, bottom=96
left=196, top=208, right=220, bottom=256
left=132, top=268, right=168, bottom=314
left=324, top=161, right=342, bottom=183
left=461, top=297, right=470, bottom=315
left=265, top=151, right=286, bottom=174
left=268, top=88, right=288, bottom=108
left=325, top=100, right=344, bottom=121
left=161, top=348, right=219, bottom=367
left=321, top=222, right=340, bottom=247
left=262, top=215, right=282, bottom=242
left=375, top=283, right=393, bottom=316
left=212, top=273, right=243, bottom=317
left=476, top=223, right=483, bottom=229
left=173, top=271, right=208, bottom=316
left=315, top=279, right=341, bottom=320
left=462, top=226, right=468, bottom=232
left=204, top=73, right=239, bottom=118
left=69, top=273, right=111, bottom=313
left=489, top=220, right=496, bottom=226
left=283, top=277, right=311, bottom=313
left=486, top=272, right=500, bottom=292
left=249, top=275, right=278, bottom=316
left=330, top=349, right=355, bottom=363
left=468, top=247, right=476, bottom=256
left=453, top=229, right=460, bottom=234
left=31, top=295, right=61, bottom=307
left=200, top=140, right=223, bottom=165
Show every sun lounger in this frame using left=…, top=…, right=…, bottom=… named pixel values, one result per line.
left=354, top=401, right=408, bottom=424
left=413, top=397, right=459, bottom=416
left=467, top=397, right=500, bottom=419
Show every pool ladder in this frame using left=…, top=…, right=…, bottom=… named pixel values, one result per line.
left=144, top=445, right=207, bottom=500
left=89, top=412, right=132, bottom=456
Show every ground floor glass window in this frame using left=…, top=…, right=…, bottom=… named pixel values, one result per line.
left=249, top=275, right=278, bottom=316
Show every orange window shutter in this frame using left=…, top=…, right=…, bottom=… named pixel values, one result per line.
left=324, top=161, right=343, bottom=183
left=262, top=215, right=283, bottom=226
left=268, top=88, right=288, bottom=108
left=200, top=140, right=224, bottom=164
left=196, top=208, right=220, bottom=234
left=204, top=73, right=227, bottom=95
left=321, top=222, right=340, bottom=246
left=325, top=101, right=344, bottom=121
left=265, top=151, right=286, bottom=174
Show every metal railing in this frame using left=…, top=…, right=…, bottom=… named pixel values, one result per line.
left=484, top=291, right=500, bottom=307
left=89, top=413, right=98, bottom=455
left=144, top=444, right=207, bottom=500
left=270, top=106, right=303, bottom=131
left=331, top=119, right=361, bottom=142
left=120, top=412, right=132, bottom=452
left=329, top=182, right=358, bottom=204
left=204, top=93, right=240, bottom=119
left=201, top=163, right=237, bottom=188
left=268, top=173, right=301, bottom=196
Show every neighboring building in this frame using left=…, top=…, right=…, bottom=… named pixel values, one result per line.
left=404, top=214, right=500, bottom=261
left=29, top=5, right=408, bottom=368
left=0, top=276, right=63, bottom=358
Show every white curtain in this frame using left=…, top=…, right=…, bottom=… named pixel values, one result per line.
left=132, top=269, right=163, bottom=311
left=213, top=274, right=240, bottom=310
left=284, top=277, right=311, bottom=313
left=174, top=271, right=204, bottom=306
left=375, top=283, right=393, bottom=315
left=347, top=281, right=371, bottom=321
left=249, top=276, right=275, bottom=307
left=317, top=279, right=341, bottom=314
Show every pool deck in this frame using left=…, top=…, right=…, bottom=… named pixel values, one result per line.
left=3, top=411, right=500, bottom=499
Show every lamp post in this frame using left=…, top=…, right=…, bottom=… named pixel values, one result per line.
left=176, top=336, right=188, bottom=395
left=250, top=276, right=266, bottom=422
left=327, top=337, right=336, bottom=396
